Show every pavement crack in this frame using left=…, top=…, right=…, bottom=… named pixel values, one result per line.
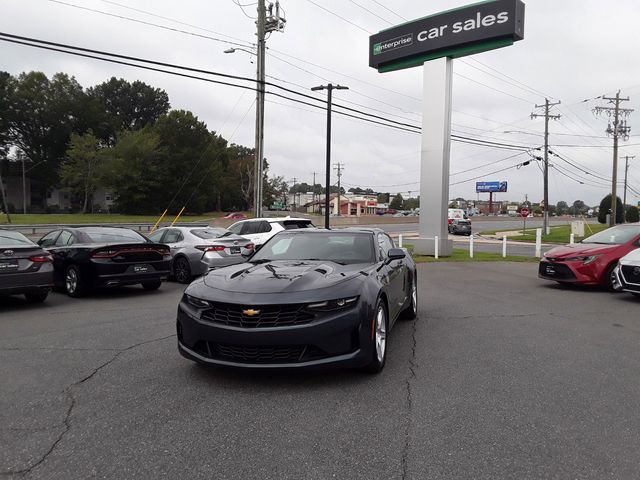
left=0, top=333, right=176, bottom=477
left=401, top=318, right=418, bottom=480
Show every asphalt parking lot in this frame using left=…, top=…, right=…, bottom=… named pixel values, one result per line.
left=1, top=263, right=639, bottom=479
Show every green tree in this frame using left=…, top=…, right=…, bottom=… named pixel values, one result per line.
left=377, top=192, right=390, bottom=203
left=390, top=193, right=404, bottom=210
left=87, top=77, right=170, bottom=142
left=7, top=72, right=89, bottom=206
left=403, top=197, right=419, bottom=210
left=264, top=175, right=288, bottom=209
left=59, top=131, right=105, bottom=213
left=0, top=72, right=13, bottom=160
left=626, top=205, right=639, bottom=223
left=597, top=194, right=624, bottom=224
left=556, top=201, right=569, bottom=215
left=101, top=128, right=165, bottom=214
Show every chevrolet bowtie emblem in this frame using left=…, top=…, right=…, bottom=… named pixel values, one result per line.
left=242, top=309, right=261, bottom=316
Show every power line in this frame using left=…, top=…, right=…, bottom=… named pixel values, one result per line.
left=303, top=0, right=372, bottom=33
left=347, top=0, right=393, bottom=25
left=0, top=31, right=540, bottom=152
left=47, top=0, right=253, bottom=49
left=367, top=0, right=407, bottom=21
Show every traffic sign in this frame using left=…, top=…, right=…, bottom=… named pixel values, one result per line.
left=520, top=208, right=529, bottom=217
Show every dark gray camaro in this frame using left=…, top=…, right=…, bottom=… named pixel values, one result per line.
left=177, top=228, right=418, bottom=373
left=0, top=229, right=53, bottom=303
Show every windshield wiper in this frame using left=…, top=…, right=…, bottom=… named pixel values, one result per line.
left=249, top=258, right=272, bottom=264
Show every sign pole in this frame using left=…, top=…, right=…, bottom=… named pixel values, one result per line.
left=413, top=57, right=453, bottom=256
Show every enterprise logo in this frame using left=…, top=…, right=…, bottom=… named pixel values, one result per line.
left=373, top=33, right=413, bottom=55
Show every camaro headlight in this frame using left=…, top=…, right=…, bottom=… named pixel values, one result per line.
left=563, top=255, right=601, bottom=264
left=307, top=296, right=359, bottom=312
left=184, top=294, right=211, bottom=309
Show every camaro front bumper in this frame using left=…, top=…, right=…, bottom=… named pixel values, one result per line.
left=176, top=299, right=374, bottom=369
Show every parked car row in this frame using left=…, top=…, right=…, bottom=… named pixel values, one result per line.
left=538, top=223, right=640, bottom=297
left=0, top=217, right=317, bottom=301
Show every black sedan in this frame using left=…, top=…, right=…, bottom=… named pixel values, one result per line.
left=177, top=228, right=418, bottom=373
left=38, top=227, right=171, bottom=297
left=0, top=229, right=54, bottom=303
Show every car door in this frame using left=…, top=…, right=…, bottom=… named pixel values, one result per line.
left=45, top=230, right=75, bottom=284
left=162, top=229, right=185, bottom=259
left=378, top=233, right=405, bottom=320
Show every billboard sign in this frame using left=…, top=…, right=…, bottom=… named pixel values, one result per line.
left=369, top=0, right=525, bottom=72
left=476, top=181, right=508, bottom=193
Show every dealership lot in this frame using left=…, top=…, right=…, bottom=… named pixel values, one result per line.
left=1, top=263, right=639, bottom=479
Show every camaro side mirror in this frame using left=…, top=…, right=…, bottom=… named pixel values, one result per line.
left=388, top=248, right=406, bottom=260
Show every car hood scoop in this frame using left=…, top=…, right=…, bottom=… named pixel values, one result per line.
left=204, top=260, right=365, bottom=293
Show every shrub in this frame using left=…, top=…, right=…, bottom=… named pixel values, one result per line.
left=597, top=195, right=624, bottom=224
left=626, top=205, right=639, bottom=223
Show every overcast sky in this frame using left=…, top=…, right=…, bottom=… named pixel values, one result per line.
left=2, top=0, right=640, bottom=207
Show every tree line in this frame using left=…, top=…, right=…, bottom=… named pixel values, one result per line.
left=0, top=71, right=283, bottom=215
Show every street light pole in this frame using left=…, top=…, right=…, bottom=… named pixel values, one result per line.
left=311, top=84, right=348, bottom=229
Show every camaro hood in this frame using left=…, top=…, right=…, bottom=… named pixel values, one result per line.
left=544, top=243, right=618, bottom=259
left=203, top=260, right=371, bottom=293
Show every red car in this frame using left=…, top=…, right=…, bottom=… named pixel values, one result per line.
left=538, top=223, right=640, bottom=290
left=223, top=212, right=247, bottom=219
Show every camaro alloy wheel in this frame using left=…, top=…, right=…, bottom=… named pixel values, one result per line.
left=365, top=299, right=388, bottom=373
left=402, top=279, right=418, bottom=319
left=174, top=257, right=192, bottom=284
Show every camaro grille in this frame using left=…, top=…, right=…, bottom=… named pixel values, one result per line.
left=201, top=302, right=315, bottom=328
left=194, top=342, right=326, bottom=364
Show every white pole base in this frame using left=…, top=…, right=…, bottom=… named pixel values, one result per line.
left=412, top=237, right=453, bottom=257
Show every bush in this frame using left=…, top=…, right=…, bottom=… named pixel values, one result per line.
left=597, top=194, right=624, bottom=224
left=626, top=205, right=639, bottom=223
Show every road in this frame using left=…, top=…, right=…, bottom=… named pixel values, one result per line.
left=2, top=264, right=639, bottom=479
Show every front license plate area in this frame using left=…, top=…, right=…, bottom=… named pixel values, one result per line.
left=545, top=265, right=556, bottom=276
left=0, top=260, right=19, bottom=273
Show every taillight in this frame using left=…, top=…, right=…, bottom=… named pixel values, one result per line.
left=205, top=245, right=226, bottom=252
left=92, top=250, right=117, bottom=258
left=245, top=243, right=255, bottom=250
left=160, top=249, right=171, bottom=257
left=29, top=255, right=53, bottom=263
left=448, top=219, right=454, bottom=224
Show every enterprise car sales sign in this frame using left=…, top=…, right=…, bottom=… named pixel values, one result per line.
left=369, top=0, right=525, bottom=73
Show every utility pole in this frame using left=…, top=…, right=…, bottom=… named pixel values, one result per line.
left=594, top=91, right=633, bottom=227
left=622, top=155, right=635, bottom=222
left=290, top=177, right=297, bottom=212
left=251, top=0, right=285, bottom=218
left=333, top=162, right=344, bottom=216
left=312, top=171, right=319, bottom=214
left=531, top=98, right=561, bottom=235
left=311, top=83, right=349, bottom=229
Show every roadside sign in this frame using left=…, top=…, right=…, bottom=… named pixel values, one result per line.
left=520, top=208, right=529, bottom=217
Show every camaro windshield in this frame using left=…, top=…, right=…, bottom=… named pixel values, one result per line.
left=251, top=232, right=375, bottom=265
left=581, top=225, right=640, bottom=245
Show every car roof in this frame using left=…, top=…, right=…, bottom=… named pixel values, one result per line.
left=280, top=227, right=381, bottom=235
left=235, top=217, right=312, bottom=223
